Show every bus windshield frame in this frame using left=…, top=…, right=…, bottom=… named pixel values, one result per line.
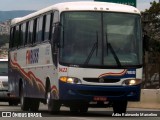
left=59, top=11, right=143, bottom=68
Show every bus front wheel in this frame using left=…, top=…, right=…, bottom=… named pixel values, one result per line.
left=47, top=92, right=61, bottom=114
left=30, top=99, right=40, bottom=111
left=113, top=100, right=127, bottom=114
left=70, top=102, right=88, bottom=114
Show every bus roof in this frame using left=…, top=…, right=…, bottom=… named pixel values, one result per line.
left=11, top=1, right=140, bottom=25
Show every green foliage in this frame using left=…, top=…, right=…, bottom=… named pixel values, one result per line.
left=144, top=1, right=160, bottom=52
left=150, top=38, right=160, bottom=52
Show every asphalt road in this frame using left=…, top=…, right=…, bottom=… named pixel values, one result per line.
left=0, top=102, right=159, bottom=120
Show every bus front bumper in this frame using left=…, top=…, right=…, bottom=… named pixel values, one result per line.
left=59, top=81, right=141, bottom=102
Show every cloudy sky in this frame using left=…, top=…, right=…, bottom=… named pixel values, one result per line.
left=0, top=0, right=159, bottom=11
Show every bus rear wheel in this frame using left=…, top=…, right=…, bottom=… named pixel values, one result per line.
left=20, top=88, right=30, bottom=111
left=30, top=99, right=40, bottom=111
left=9, top=101, right=19, bottom=106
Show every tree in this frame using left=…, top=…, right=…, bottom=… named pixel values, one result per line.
left=143, top=1, right=160, bottom=52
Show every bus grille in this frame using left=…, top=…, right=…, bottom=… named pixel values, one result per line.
left=83, top=78, right=120, bottom=83
left=78, top=90, right=125, bottom=96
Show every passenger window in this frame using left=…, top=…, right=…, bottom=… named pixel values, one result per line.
left=53, top=11, right=59, bottom=24
left=49, top=13, right=53, bottom=40
left=52, top=11, right=59, bottom=36
left=42, top=15, right=46, bottom=41
left=32, top=18, right=37, bottom=44
left=28, top=20, right=34, bottom=44
left=10, top=27, right=15, bottom=48
left=44, top=14, right=51, bottom=41
left=21, top=23, right=26, bottom=46
left=14, top=25, right=20, bottom=48
left=24, top=21, right=29, bottom=45
left=19, top=24, right=23, bottom=47
left=37, top=16, right=43, bottom=42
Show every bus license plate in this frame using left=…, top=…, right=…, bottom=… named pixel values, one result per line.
left=93, top=96, right=107, bottom=101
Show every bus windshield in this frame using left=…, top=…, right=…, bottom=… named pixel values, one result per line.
left=60, top=12, right=142, bottom=67
left=0, top=61, right=8, bottom=75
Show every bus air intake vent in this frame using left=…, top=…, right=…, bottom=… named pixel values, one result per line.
left=83, top=78, right=120, bottom=83
left=78, top=90, right=125, bottom=96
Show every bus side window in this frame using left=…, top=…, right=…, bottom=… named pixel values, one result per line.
left=51, top=11, right=59, bottom=41
left=42, top=15, right=46, bottom=41
left=10, top=27, right=15, bottom=48
left=19, top=24, right=23, bottom=47
left=21, top=23, right=26, bottom=46
left=52, top=11, right=59, bottom=32
left=44, top=13, right=51, bottom=41
left=37, top=16, right=43, bottom=43
left=53, top=11, right=59, bottom=24
left=32, top=18, right=37, bottom=44
left=28, top=20, right=34, bottom=44
left=24, top=21, right=29, bottom=46
left=14, top=25, right=20, bottom=48
left=49, top=13, right=53, bottom=40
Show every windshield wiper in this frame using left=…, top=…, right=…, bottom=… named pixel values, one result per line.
left=84, top=32, right=99, bottom=65
left=108, top=43, right=121, bottom=66
left=105, top=33, right=121, bottom=67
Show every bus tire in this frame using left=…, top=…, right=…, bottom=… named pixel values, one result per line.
left=9, top=101, right=19, bottom=106
left=70, top=102, right=88, bottom=114
left=70, top=106, right=79, bottom=114
left=47, top=91, right=61, bottom=114
left=9, top=101, right=14, bottom=106
left=20, top=86, right=30, bottom=111
left=113, top=100, right=127, bottom=114
left=79, top=106, right=88, bottom=113
left=30, top=99, right=40, bottom=112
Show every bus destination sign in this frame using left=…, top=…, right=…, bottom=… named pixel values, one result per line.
left=94, top=0, right=136, bottom=7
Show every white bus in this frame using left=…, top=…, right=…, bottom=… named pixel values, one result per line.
left=9, top=1, right=143, bottom=113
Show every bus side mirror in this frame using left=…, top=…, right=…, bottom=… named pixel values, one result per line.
left=52, top=23, right=61, bottom=67
left=52, top=23, right=61, bottom=47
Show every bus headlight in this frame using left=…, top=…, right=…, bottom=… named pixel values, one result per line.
left=59, top=76, right=82, bottom=84
left=122, top=79, right=142, bottom=86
